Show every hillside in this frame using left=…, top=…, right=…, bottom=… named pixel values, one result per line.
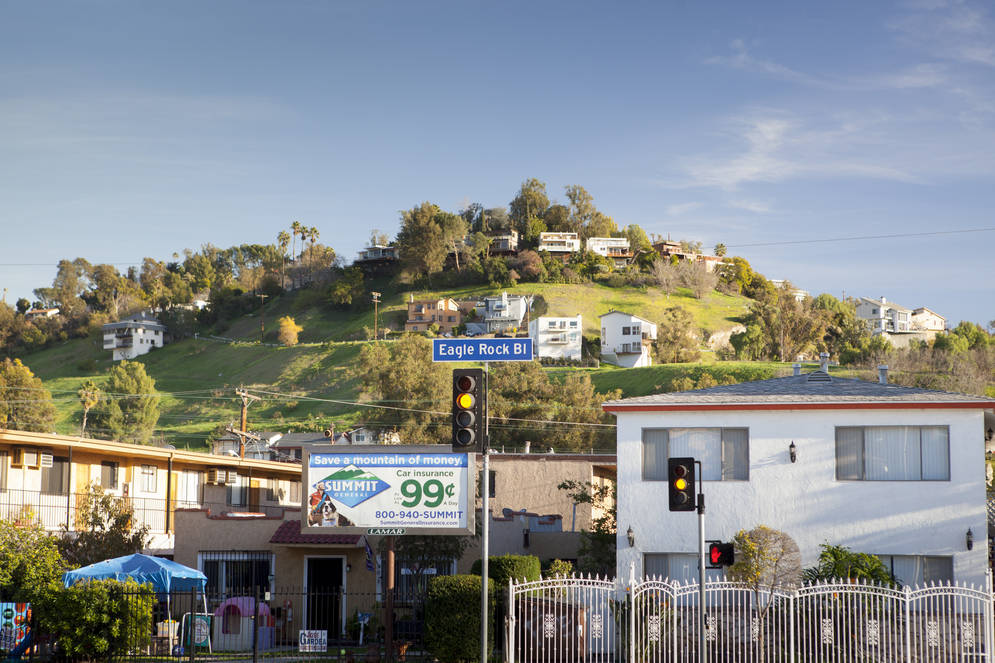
left=20, top=282, right=757, bottom=450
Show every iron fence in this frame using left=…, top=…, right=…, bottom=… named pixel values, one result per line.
left=509, top=573, right=995, bottom=663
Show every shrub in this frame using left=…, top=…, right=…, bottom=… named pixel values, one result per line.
left=277, top=315, right=303, bottom=346
left=470, top=554, right=541, bottom=585
left=544, top=559, right=575, bottom=578
left=425, top=574, right=494, bottom=663
left=39, top=579, right=155, bottom=658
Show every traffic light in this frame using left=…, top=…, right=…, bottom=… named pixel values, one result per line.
left=452, top=368, right=486, bottom=453
left=667, top=457, right=696, bottom=512
left=708, top=541, right=735, bottom=568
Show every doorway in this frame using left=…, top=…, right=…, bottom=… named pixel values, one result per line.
left=305, top=557, right=344, bottom=637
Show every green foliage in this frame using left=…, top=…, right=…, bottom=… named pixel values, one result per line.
left=38, top=578, right=155, bottom=658
left=328, top=265, right=366, bottom=308
left=558, top=479, right=616, bottom=575
left=803, top=543, right=896, bottom=586
left=91, top=360, right=160, bottom=443
left=729, top=525, right=802, bottom=594
left=396, top=202, right=468, bottom=283
left=730, top=284, right=825, bottom=361
left=0, top=520, right=67, bottom=604
left=544, top=559, right=575, bottom=578
left=278, top=315, right=303, bottom=346
left=59, top=483, right=150, bottom=569
left=470, top=554, right=541, bottom=585
left=425, top=574, right=494, bottom=663
left=653, top=307, right=701, bottom=364
left=0, top=358, right=57, bottom=432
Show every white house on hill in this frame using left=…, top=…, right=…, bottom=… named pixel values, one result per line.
left=529, top=315, right=582, bottom=361
left=605, top=361, right=995, bottom=587
left=600, top=311, right=657, bottom=368
left=101, top=313, right=168, bottom=361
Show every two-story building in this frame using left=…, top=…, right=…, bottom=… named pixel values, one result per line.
left=652, top=240, right=724, bottom=272
left=912, top=307, right=946, bottom=334
left=488, top=230, right=519, bottom=256
left=101, top=312, right=168, bottom=361
left=0, top=429, right=303, bottom=555
left=528, top=315, right=583, bottom=362
left=599, top=310, right=657, bottom=368
left=538, top=232, right=581, bottom=260
left=404, top=296, right=461, bottom=333
left=856, top=297, right=943, bottom=348
left=470, top=292, right=533, bottom=334
left=605, top=361, right=995, bottom=587
left=586, top=237, right=632, bottom=269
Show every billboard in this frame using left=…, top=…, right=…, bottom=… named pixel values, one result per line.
left=302, top=445, right=474, bottom=536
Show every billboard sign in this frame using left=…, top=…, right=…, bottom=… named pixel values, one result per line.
left=432, top=338, right=533, bottom=362
left=302, top=445, right=474, bottom=536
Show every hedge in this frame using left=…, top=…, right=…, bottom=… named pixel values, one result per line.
left=425, top=574, right=494, bottom=663
left=470, top=554, right=541, bottom=586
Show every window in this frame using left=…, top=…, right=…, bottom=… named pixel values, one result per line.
left=0, top=450, right=7, bottom=492
left=226, top=475, right=245, bottom=506
left=201, top=551, right=273, bottom=595
left=622, top=326, right=630, bottom=335
left=41, top=457, right=68, bottom=494
left=100, top=461, right=119, bottom=489
left=836, top=426, right=949, bottom=480
left=877, top=555, right=953, bottom=586
left=140, top=465, right=157, bottom=493
left=548, top=321, right=557, bottom=328
left=644, top=553, right=724, bottom=583
left=289, top=481, right=301, bottom=503
left=569, top=321, right=578, bottom=328
left=175, top=470, right=202, bottom=507
left=642, top=428, right=749, bottom=481
left=632, top=324, right=641, bottom=335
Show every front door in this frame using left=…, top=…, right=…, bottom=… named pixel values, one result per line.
left=306, top=558, right=344, bottom=638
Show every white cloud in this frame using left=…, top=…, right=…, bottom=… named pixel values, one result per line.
left=665, top=202, right=702, bottom=215
left=888, top=2, right=995, bottom=66
left=729, top=200, right=772, bottom=213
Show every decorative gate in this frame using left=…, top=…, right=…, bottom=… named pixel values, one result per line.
left=508, top=574, right=994, bottom=663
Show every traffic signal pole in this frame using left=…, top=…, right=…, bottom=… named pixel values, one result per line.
left=696, top=460, right=706, bottom=663
left=480, top=362, right=489, bottom=663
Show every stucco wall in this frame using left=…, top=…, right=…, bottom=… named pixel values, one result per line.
left=614, top=407, right=988, bottom=586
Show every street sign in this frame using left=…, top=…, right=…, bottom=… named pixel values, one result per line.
left=302, top=445, right=475, bottom=536
left=432, top=337, right=533, bottom=362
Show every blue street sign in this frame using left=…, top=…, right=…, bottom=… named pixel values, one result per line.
left=432, top=337, right=534, bottom=362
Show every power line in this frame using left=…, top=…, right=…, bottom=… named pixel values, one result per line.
left=727, top=227, right=995, bottom=249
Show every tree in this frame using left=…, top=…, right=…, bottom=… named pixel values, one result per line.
left=714, top=243, right=727, bottom=257
left=0, top=519, right=66, bottom=604
left=15, top=298, right=30, bottom=314
left=509, top=178, right=550, bottom=238
left=278, top=315, right=303, bottom=346
left=59, top=483, right=150, bottom=568
left=92, top=361, right=160, bottom=443
left=277, top=230, right=291, bottom=288
left=558, top=479, right=616, bottom=575
left=650, top=258, right=680, bottom=296
left=355, top=334, right=450, bottom=443
left=328, top=266, right=366, bottom=308
left=34, top=257, right=92, bottom=319
left=0, top=358, right=57, bottom=432
left=728, top=525, right=802, bottom=658
left=396, top=202, right=467, bottom=282
left=677, top=262, right=719, bottom=299
left=802, top=543, right=895, bottom=585
left=543, top=204, right=575, bottom=233
left=653, top=307, right=701, bottom=364
left=78, top=380, right=100, bottom=437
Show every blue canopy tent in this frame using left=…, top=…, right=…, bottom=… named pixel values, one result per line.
left=62, top=553, right=208, bottom=622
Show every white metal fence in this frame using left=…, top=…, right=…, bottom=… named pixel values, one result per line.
left=508, top=572, right=994, bottom=663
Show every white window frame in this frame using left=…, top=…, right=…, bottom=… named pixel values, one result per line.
left=642, top=428, right=749, bottom=481
left=836, top=426, right=950, bottom=481
left=140, top=464, right=157, bottom=494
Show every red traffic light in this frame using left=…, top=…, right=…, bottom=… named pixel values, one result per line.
left=707, top=542, right=734, bottom=567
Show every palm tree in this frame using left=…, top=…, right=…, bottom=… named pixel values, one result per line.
left=290, top=221, right=303, bottom=287
left=78, top=380, right=100, bottom=438
left=308, top=226, right=320, bottom=283
left=277, top=230, right=290, bottom=289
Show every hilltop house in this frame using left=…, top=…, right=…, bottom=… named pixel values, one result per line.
left=586, top=237, right=632, bottom=268
left=599, top=310, right=657, bottom=368
left=652, top=240, right=724, bottom=273
left=404, top=296, right=461, bottom=333
left=528, top=315, right=583, bottom=361
left=605, top=359, right=995, bottom=586
left=537, top=232, right=581, bottom=260
left=467, top=292, right=533, bottom=335
left=101, top=312, right=168, bottom=361
left=856, top=297, right=943, bottom=348
left=24, top=307, right=60, bottom=320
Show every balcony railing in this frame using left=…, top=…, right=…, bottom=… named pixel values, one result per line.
left=0, top=488, right=292, bottom=534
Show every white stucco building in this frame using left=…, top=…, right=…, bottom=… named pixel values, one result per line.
left=529, top=315, right=583, bottom=361
left=599, top=310, right=657, bottom=368
left=473, top=291, right=533, bottom=334
left=856, top=296, right=912, bottom=334
left=586, top=237, right=632, bottom=268
left=101, top=313, right=168, bottom=361
left=605, top=364, right=995, bottom=587
left=538, top=232, right=581, bottom=257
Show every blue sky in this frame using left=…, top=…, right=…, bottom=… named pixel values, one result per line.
left=1, top=1, right=993, bottom=325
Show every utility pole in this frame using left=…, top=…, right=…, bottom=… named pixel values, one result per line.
left=371, top=291, right=382, bottom=340
left=234, top=387, right=261, bottom=455
left=256, top=293, right=268, bottom=342
left=225, top=426, right=262, bottom=460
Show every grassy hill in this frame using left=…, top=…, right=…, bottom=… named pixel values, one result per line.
left=20, top=282, right=760, bottom=450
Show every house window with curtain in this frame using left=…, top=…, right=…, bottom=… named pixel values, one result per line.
left=175, top=470, right=202, bottom=508
left=41, top=457, right=69, bottom=495
left=642, top=428, right=749, bottom=481
left=0, top=451, right=7, bottom=492
left=100, top=461, right=119, bottom=490
left=836, top=426, right=949, bottom=480
left=876, top=555, right=953, bottom=585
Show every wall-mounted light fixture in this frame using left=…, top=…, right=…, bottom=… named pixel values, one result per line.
left=627, top=525, right=635, bottom=548
left=789, top=441, right=797, bottom=463
left=967, top=529, right=974, bottom=551
left=346, top=563, right=352, bottom=573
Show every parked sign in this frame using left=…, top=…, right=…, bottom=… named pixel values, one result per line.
left=302, top=445, right=475, bottom=536
left=299, top=630, right=327, bottom=653
left=432, top=338, right=533, bottom=362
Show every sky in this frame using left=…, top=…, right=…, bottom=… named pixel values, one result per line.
left=1, top=0, right=993, bottom=325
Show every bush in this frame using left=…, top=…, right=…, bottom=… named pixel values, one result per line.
left=425, top=574, right=494, bottom=663
left=39, top=579, right=155, bottom=658
left=470, top=554, right=541, bottom=585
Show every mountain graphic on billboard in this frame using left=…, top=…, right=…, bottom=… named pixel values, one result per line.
left=318, top=465, right=390, bottom=508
